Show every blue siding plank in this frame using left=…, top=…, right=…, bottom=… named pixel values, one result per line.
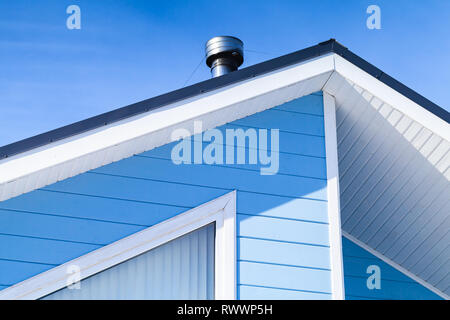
left=91, top=157, right=328, bottom=201
left=0, top=234, right=100, bottom=265
left=273, top=92, right=324, bottom=116
left=237, top=192, right=328, bottom=223
left=227, top=124, right=326, bottom=157
left=143, top=125, right=326, bottom=158
left=237, top=214, right=329, bottom=246
left=238, top=237, right=330, bottom=270
left=230, top=109, right=324, bottom=136
left=138, top=151, right=327, bottom=180
left=0, top=260, right=55, bottom=287
left=0, top=209, right=144, bottom=246
left=239, top=261, right=331, bottom=294
left=239, top=285, right=331, bottom=300
left=43, top=173, right=229, bottom=208
left=0, top=190, right=187, bottom=227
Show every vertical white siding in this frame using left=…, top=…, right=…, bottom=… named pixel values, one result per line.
left=42, top=224, right=215, bottom=300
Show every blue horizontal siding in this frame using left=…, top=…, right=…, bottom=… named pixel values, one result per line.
left=273, top=92, right=324, bottom=116
left=237, top=192, right=328, bottom=223
left=44, top=173, right=228, bottom=208
left=0, top=209, right=144, bottom=246
left=237, top=214, right=329, bottom=246
left=231, top=109, right=324, bottom=136
left=239, top=285, right=331, bottom=300
left=238, top=237, right=330, bottom=269
left=91, top=157, right=327, bottom=200
left=138, top=152, right=327, bottom=180
left=238, top=261, right=331, bottom=293
left=0, top=259, right=56, bottom=287
left=342, top=237, right=442, bottom=300
left=0, top=190, right=189, bottom=226
left=0, top=234, right=99, bottom=265
left=228, top=124, right=325, bottom=157
left=142, top=123, right=326, bottom=158
left=0, top=93, right=331, bottom=298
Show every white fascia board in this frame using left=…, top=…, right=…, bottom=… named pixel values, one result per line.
left=0, top=54, right=335, bottom=201
left=323, top=92, right=345, bottom=300
left=330, top=54, right=450, bottom=142
left=342, top=231, right=449, bottom=300
left=0, top=191, right=237, bottom=300
left=215, top=190, right=237, bottom=300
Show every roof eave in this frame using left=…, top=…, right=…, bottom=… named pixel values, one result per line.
left=1, top=39, right=448, bottom=159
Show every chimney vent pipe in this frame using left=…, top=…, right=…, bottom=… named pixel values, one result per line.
left=205, top=36, right=244, bottom=78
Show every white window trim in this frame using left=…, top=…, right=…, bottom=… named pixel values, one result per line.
left=0, top=191, right=237, bottom=300
left=323, top=92, right=345, bottom=300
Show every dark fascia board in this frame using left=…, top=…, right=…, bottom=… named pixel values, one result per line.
left=0, top=39, right=448, bottom=159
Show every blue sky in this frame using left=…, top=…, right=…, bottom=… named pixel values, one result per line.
left=1, top=0, right=449, bottom=146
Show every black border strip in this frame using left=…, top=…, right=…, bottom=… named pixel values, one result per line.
left=0, top=39, right=448, bottom=159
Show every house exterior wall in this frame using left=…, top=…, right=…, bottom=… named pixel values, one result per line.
left=342, top=237, right=442, bottom=300
left=0, top=92, right=333, bottom=299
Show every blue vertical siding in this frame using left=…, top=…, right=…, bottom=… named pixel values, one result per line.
left=0, top=92, right=332, bottom=299
left=342, top=237, right=443, bottom=300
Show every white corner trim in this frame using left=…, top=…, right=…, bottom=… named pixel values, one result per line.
left=331, top=54, right=450, bottom=142
left=342, top=231, right=449, bottom=300
left=323, top=92, right=345, bottom=300
left=215, top=190, right=237, bottom=300
left=0, top=191, right=237, bottom=300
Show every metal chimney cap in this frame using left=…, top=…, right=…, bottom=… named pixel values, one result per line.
left=205, top=36, right=244, bottom=77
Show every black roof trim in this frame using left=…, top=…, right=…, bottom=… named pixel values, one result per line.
left=1, top=39, right=448, bottom=159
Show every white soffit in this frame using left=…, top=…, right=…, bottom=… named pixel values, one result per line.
left=324, top=69, right=450, bottom=298
left=0, top=54, right=335, bottom=201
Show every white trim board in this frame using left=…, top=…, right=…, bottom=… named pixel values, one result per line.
left=326, top=56, right=449, bottom=142
left=342, top=231, right=449, bottom=300
left=323, top=92, right=345, bottom=300
left=0, top=191, right=237, bottom=300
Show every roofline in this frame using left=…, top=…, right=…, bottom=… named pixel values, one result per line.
left=1, top=39, right=449, bottom=159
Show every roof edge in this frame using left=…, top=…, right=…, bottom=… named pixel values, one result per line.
left=0, top=39, right=448, bottom=159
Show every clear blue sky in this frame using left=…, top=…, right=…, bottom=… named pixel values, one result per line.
left=1, top=0, right=449, bottom=146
